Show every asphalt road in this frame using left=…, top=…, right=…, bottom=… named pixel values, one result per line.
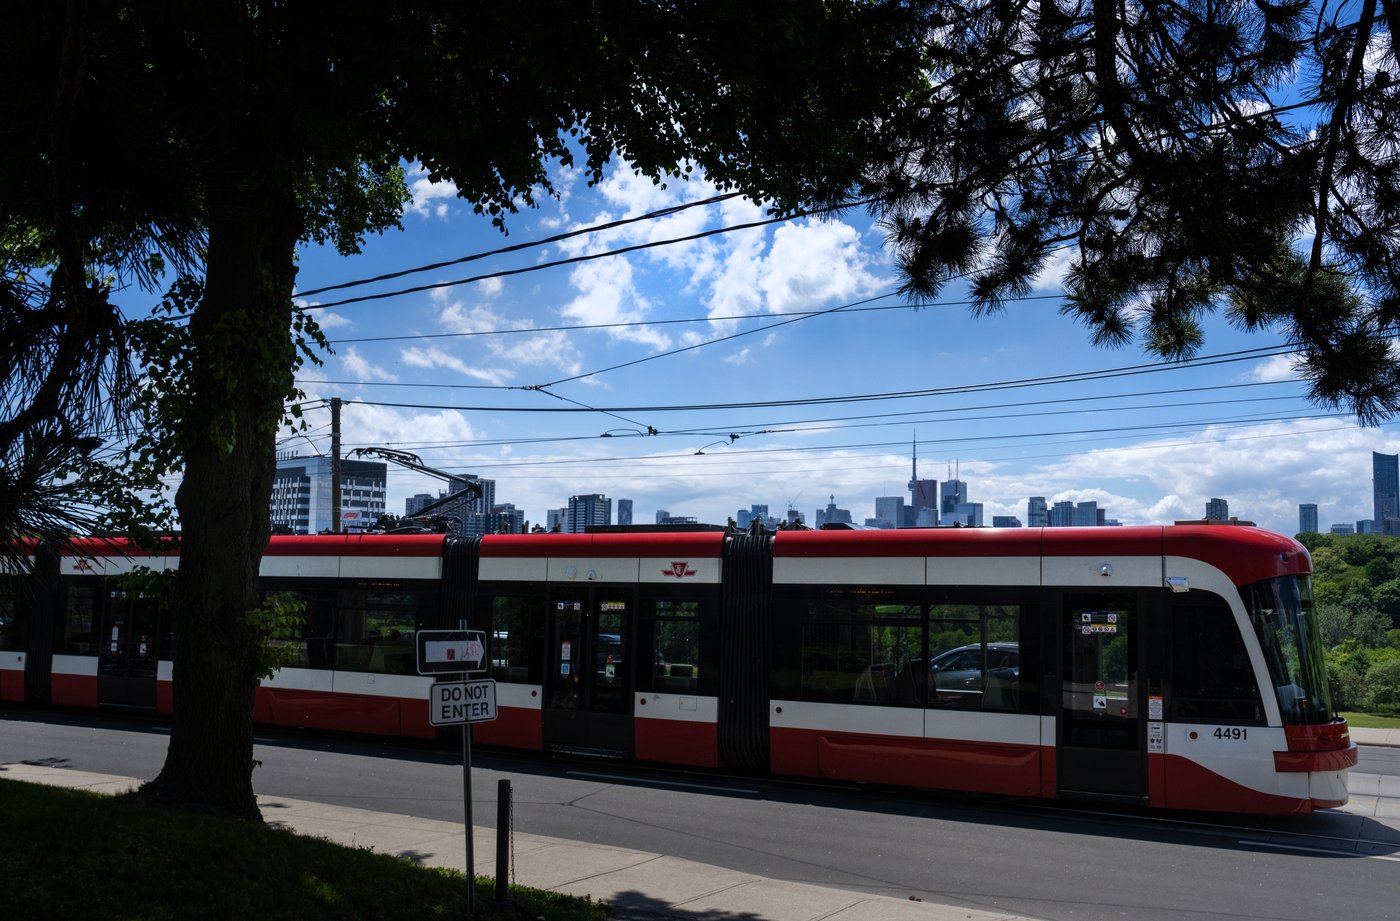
left=4, top=709, right=1399, bottom=921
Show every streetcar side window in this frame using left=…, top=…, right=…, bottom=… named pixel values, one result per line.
left=258, top=588, right=336, bottom=670
left=641, top=598, right=712, bottom=695
left=0, top=575, right=28, bottom=651
left=487, top=594, right=545, bottom=684
left=1169, top=601, right=1263, bottom=724
left=794, top=596, right=923, bottom=706
left=62, top=582, right=101, bottom=655
left=927, top=604, right=1023, bottom=712
left=335, top=584, right=430, bottom=674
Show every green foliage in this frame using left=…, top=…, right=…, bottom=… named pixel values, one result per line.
left=246, top=592, right=308, bottom=682
left=1365, top=657, right=1400, bottom=713
left=1325, top=640, right=1373, bottom=711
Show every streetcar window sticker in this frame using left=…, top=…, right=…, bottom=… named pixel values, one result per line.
left=561, top=662, right=570, bottom=676
left=1079, top=611, right=1120, bottom=634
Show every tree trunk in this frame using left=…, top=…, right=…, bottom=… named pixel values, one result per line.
left=138, top=172, right=300, bottom=821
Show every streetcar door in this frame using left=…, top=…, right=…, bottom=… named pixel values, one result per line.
left=96, top=588, right=160, bottom=710
left=1057, top=594, right=1145, bottom=801
left=542, top=589, right=634, bottom=756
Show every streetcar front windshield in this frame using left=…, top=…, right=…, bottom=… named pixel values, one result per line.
left=1243, top=575, right=1333, bottom=725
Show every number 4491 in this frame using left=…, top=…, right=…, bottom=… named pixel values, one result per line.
left=1213, top=727, right=1247, bottom=740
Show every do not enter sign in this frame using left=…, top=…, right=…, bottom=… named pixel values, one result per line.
left=430, top=679, right=498, bottom=726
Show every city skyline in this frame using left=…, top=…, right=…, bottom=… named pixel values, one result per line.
left=262, top=160, right=1400, bottom=540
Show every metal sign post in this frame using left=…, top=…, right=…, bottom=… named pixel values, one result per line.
left=418, top=628, right=494, bottom=917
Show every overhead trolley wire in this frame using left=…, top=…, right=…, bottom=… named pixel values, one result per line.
left=298, top=198, right=868, bottom=312
left=296, top=191, right=747, bottom=299
left=334, top=343, right=1298, bottom=415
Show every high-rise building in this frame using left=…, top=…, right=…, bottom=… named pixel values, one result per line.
left=1358, top=519, right=1378, bottom=534
left=1374, top=451, right=1399, bottom=526
left=1049, top=501, right=1075, bottom=527
left=940, top=479, right=968, bottom=515
left=492, top=503, right=525, bottom=534
left=1206, top=498, right=1229, bottom=521
left=907, top=439, right=937, bottom=525
left=992, top=515, right=1023, bottom=528
left=546, top=508, right=566, bottom=532
left=816, top=495, right=854, bottom=527
left=567, top=494, right=611, bottom=533
left=1027, top=496, right=1048, bottom=527
left=737, top=504, right=776, bottom=530
left=1074, top=501, right=1101, bottom=527
left=1299, top=503, right=1319, bottom=534
left=1330, top=523, right=1356, bottom=535
left=946, top=502, right=983, bottom=527
left=874, top=496, right=905, bottom=529
left=270, top=454, right=386, bottom=534
left=617, top=499, right=633, bottom=526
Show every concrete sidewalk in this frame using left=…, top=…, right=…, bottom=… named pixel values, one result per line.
left=0, top=760, right=1033, bottom=921
left=4, top=732, right=1397, bottom=921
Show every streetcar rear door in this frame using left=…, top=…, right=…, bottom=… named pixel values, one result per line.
left=1057, top=593, right=1145, bottom=801
left=96, top=587, right=161, bottom=710
left=542, top=588, right=634, bottom=756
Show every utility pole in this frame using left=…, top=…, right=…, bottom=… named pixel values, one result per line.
left=331, top=397, right=342, bottom=533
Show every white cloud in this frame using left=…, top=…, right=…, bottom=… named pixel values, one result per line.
left=401, top=344, right=509, bottom=385
left=758, top=220, right=888, bottom=315
left=1248, top=353, right=1303, bottom=383
left=342, top=346, right=398, bottom=383
left=406, top=165, right=459, bottom=220
left=561, top=259, right=670, bottom=349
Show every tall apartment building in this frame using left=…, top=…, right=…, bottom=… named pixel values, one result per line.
left=1299, top=503, right=1319, bottom=534
left=617, top=499, right=633, bottom=526
left=270, top=454, right=386, bottom=534
left=567, top=493, right=611, bottom=533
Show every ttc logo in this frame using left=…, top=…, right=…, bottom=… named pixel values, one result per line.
left=662, top=561, right=697, bottom=579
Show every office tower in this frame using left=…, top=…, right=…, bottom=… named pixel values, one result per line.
left=1049, top=501, right=1075, bottom=527
left=1330, top=523, right=1356, bottom=535
left=1074, top=501, right=1100, bottom=527
left=1299, top=504, right=1319, bottom=534
left=546, top=508, right=566, bottom=532
left=270, top=454, right=386, bottom=534
left=567, top=494, right=611, bottom=533
left=940, top=478, right=968, bottom=514
left=617, top=499, right=633, bottom=526
left=1027, top=496, right=1048, bottom=527
left=992, top=515, right=1022, bottom=528
left=1206, top=498, right=1229, bottom=521
left=1374, top=451, right=1399, bottom=526
left=875, top=496, right=905, bottom=528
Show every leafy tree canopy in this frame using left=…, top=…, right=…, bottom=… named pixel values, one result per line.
left=862, top=0, right=1400, bottom=421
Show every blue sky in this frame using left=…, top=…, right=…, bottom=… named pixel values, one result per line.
left=282, top=161, right=1400, bottom=537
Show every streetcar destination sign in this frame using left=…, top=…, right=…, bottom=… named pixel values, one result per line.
left=430, top=679, right=498, bottom=725
left=415, top=629, right=487, bottom=674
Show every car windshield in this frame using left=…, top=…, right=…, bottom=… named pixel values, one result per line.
left=1243, top=575, right=1333, bottom=725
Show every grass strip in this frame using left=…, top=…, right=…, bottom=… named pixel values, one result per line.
left=0, top=779, right=608, bottom=921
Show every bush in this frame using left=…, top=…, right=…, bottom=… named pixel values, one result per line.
left=1367, top=657, right=1400, bottom=713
